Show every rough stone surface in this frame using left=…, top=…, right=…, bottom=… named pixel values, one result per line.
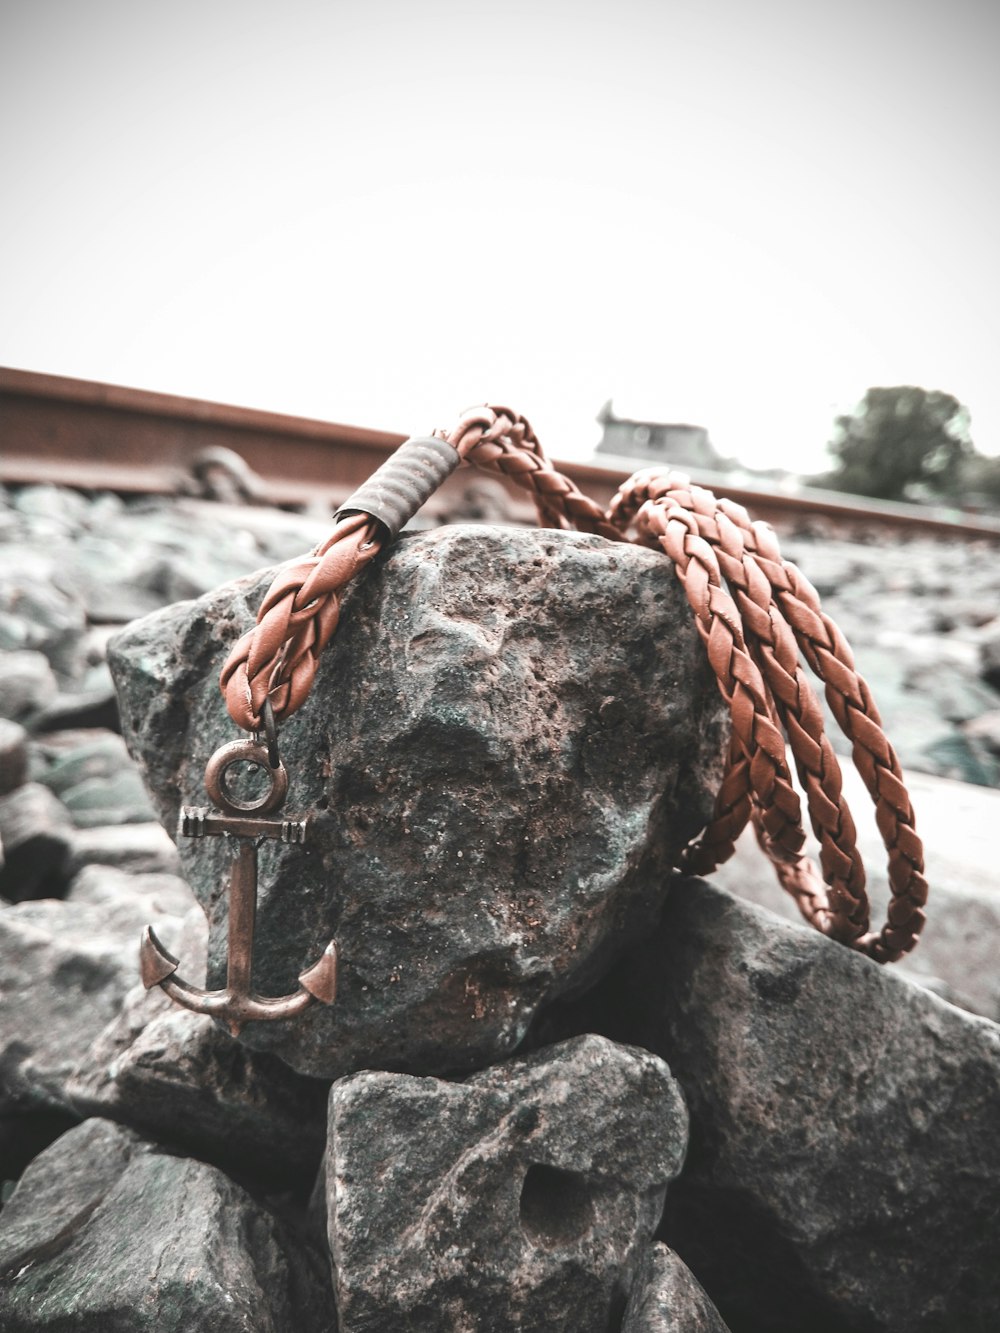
left=326, top=1034, right=688, bottom=1332
left=0, top=1118, right=335, bottom=1331
left=0, top=782, right=74, bottom=901
left=69, top=1003, right=330, bottom=1188
left=67, top=908, right=331, bottom=1188
left=550, top=881, right=1000, bottom=1333
left=622, top=1244, right=731, bottom=1332
left=0, top=890, right=186, bottom=1115
left=109, top=525, right=728, bottom=1079
left=0, top=652, right=58, bottom=726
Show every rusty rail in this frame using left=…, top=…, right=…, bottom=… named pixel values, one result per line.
left=3, top=367, right=999, bottom=540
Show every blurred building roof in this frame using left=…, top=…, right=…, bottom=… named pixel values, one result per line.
left=595, top=400, right=728, bottom=471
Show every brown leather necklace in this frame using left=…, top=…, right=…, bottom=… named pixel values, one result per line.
left=141, top=406, right=928, bottom=1033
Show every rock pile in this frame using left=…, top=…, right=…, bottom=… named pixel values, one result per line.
left=534, top=882, right=1000, bottom=1332
left=1, top=479, right=998, bottom=1331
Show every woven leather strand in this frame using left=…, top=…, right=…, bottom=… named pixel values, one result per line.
left=219, top=405, right=927, bottom=963
left=610, top=467, right=926, bottom=962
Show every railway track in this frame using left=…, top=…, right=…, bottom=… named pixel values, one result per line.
left=3, top=366, right=999, bottom=541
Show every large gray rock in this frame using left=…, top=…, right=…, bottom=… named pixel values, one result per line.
left=622, top=1244, right=731, bottom=1332
left=108, top=525, right=728, bottom=1079
left=0, top=1118, right=334, bottom=1332
left=0, top=783, right=74, bottom=901
left=559, top=881, right=1000, bottom=1333
left=326, top=1034, right=688, bottom=1332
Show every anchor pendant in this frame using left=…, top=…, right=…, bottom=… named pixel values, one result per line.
left=139, top=730, right=338, bottom=1036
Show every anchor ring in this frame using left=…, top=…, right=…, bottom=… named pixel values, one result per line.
left=204, top=739, right=288, bottom=816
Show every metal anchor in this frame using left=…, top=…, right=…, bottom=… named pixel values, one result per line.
left=139, top=719, right=338, bottom=1036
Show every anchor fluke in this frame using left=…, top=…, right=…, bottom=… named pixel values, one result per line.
left=299, top=941, right=339, bottom=1004
left=140, top=925, right=180, bottom=987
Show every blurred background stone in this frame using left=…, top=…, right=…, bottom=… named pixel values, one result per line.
left=30, top=730, right=155, bottom=825
left=0, top=719, right=28, bottom=795
left=65, top=863, right=197, bottom=919
left=0, top=552, right=86, bottom=682
left=65, top=821, right=182, bottom=877
left=0, top=651, right=58, bottom=723
left=0, top=783, right=74, bottom=901
left=781, top=533, right=1000, bottom=787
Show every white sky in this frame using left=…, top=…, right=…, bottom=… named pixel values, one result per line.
left=2, top=0, right=998, bottom=473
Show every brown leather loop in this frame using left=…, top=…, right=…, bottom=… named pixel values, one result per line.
left=607, top=466, right=926, bottom=962
left=219, top=511, right=382, bottom=730
left=220, top=410, right=927, bottom=963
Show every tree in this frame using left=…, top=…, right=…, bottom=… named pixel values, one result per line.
left=957, top=451, right=1000, bottom=511
left=820, top=386, right=973, bottom=502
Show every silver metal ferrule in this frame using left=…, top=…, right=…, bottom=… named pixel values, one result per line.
left=334, top=435, right=461, bottom=539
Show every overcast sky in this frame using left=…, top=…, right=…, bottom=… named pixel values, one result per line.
left=2, top=0, right=998, bottom=473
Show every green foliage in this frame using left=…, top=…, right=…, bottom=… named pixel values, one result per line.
left=959, top=452, right=1000, bottom=509
left=820, top=386, right=974, bottom=501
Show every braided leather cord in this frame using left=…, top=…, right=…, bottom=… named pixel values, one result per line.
left=439, top=405, right=624, bottom=541
left=609, top=467, right=927, bottom=962
left=220, top=511, right=384, bottom=731
left=220, top=407, right=927, bottom=963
